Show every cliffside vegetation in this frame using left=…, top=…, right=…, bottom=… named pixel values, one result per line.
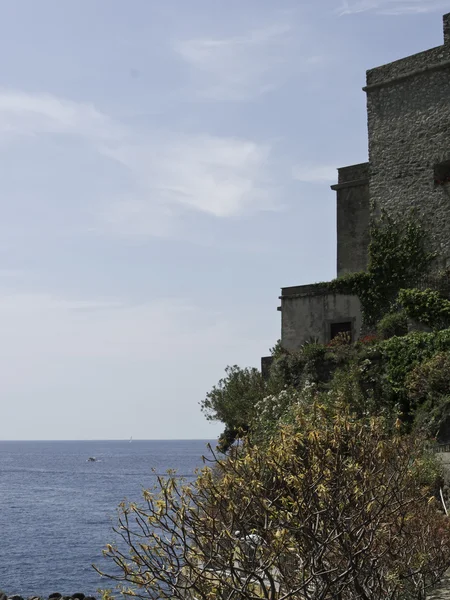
left=100, top=214, right=450, bottom=599
left=99, top=405, right=450, bottom=600
left=201, top=213, right=450, bottom=453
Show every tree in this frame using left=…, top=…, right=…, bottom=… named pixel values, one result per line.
left=96, top=403, right=450, bottom=600
left=200, top=365, right=266, bottom=452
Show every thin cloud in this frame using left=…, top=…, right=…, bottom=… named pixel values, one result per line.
left=103, top=134, right=274, bottom=220
left=337, top=0, right=449, bottom=16
left=0, top=89, right=122, bottom=140
left=0, top=90, right=278, bottom=237
left=175, top=24, right=293, bottom=101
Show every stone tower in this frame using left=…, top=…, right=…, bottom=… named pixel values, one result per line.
left=261, top=12, right=450, bottom=368
left=365, top=13, right=450, bottom=268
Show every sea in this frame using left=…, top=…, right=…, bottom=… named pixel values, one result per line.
left=0, top=439, right=216, bottom=597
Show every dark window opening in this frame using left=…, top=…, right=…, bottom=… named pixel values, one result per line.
left=434, top=160, right=450, bottom=186
left=330, top=321, right=352, bottom=342
left=261, top=356, right=274, bottom=381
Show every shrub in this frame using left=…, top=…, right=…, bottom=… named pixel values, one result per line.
left=380, top=329, right=450, bottom=420
left=406, top=352, right=450, bottom=406
left=414, top=395, right=450, bottom=442
left=399, top=288, right=450, bottom=330
left=269, top=342, right=332, bottom=392
left=268, top=349, right=305, bottom=390
left=98, top=407, right=450, bottom=600
left=382, top=329, right=450, bottom=393
left=200, top=365, right=266, bottom=452
left=300, top=340, right=327, bottom=362
left=300, top=342, right=333, bottom=383
left=358, top=334, right=379, bottom=345
left=251, top=388, right=303, bottom=444
left=377, top=311, right=408, bottom=340
left=405, top=352, right=450, bottom=440
left=326, top=331, right=351, bottom=348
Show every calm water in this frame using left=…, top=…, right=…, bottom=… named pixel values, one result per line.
left=0, top=440, right=215, bottom=597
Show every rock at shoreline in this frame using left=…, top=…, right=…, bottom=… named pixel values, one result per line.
left=2, top=594, right=96, bottom=600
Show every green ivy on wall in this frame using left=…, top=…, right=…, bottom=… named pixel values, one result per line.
left=326, top=211, right=435, bottom=327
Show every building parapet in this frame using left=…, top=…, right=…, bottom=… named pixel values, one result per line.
left=330, top=162, right=369, bottom=191
left=364, top=13, right=450, bottom=91
left=336, top=162, right=369, bottom=184
left=280, top=282, right=331, bottom=299
left=364, top=57, right=450, bottom=92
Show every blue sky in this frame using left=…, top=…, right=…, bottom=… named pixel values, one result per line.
left=0, top=0, right=447, bottom=440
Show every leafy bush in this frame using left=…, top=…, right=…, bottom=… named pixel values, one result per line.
left=377, top=311, right=408, bottom=340
left=406, top=352, right=450, bottom=406
left=200, top=365, right=266, bottom=452
left=380, top=329, right=450, bottom=420
left=382, top=329, right=450, bottom=390
left=414, top=395, right=450, bottom=442
left=251, top=388, right=303, bottom=443
left=300, top=342, right=335, bottom=383
left=399, top=288, right=450, bottom=330
left=358, top=334, right=379, bottom=345
left=269, top=342, right=333, bottom=392
left=326, top=331, right=351, bottom=348
left=268, top=349, right=306, bottom=390
left=98, top=406, right=450, bottom=600
left=404, top=352, right=450, bottom=440
left=300, top=340, right=327, bottom=362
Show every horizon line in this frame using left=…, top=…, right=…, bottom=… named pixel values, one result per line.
left=0, top=437, right=219, bottom=442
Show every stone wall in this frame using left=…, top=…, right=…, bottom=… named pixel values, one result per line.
left=331, top=163, right=370, bottom=276
left=365, top=12, right=450, bottom=269
left=280, top=284, right=362, bottom=350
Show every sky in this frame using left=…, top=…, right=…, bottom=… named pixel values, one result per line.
left=0, top=0, right=448, bottom=440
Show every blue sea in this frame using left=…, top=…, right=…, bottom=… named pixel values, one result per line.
left=0, top=440, right=216, bottom=597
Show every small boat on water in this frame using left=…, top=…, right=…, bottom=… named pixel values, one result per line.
left=87, top=456, right=96, bottom=462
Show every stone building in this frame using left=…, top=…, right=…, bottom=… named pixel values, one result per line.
left=267, top=12, right=450, bottom=363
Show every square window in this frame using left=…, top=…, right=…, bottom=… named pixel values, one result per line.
left=434, top=160, right=450, bottom=186
left=330, top=321, right=352, bottom=342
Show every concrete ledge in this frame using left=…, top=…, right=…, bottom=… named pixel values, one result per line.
left=280, top=283, right=331, bottom=298
left=331, top=178, right=368, bottom=191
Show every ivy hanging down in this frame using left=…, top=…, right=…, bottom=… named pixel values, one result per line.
left=325, top=211, right=435, bottom=327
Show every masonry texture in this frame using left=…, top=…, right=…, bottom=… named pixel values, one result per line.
left=332, top=163, right=370, bottom=277
left=366, top=13, right=450, bottom=268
